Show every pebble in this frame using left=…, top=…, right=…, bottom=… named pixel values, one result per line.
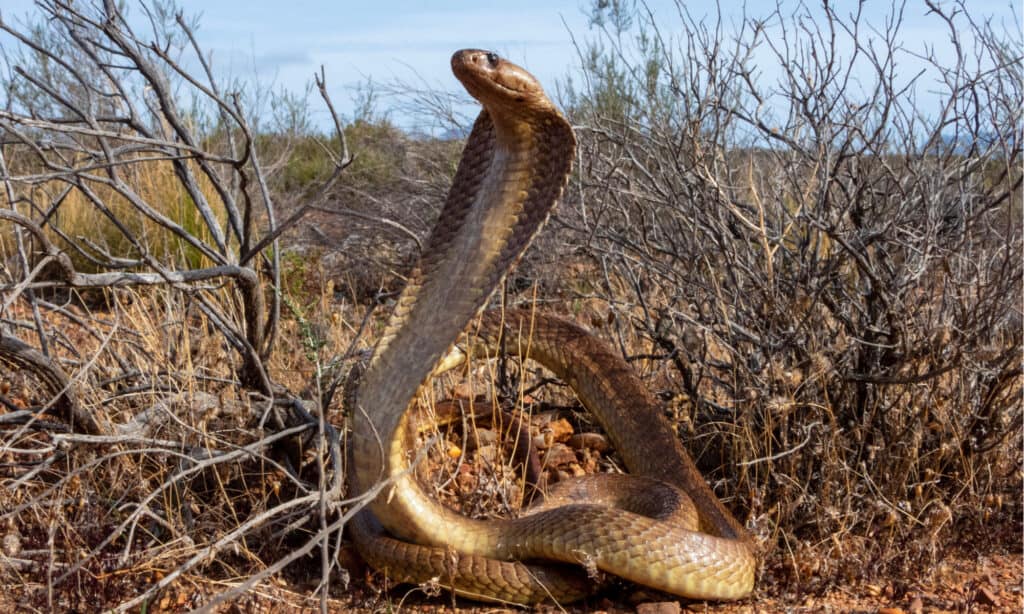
left=467, top=428, right=497, bottom=449
left=542, top=442, right=577, bottom=467
left=569, top=432, right=610, bottom=452
left=1, top=532, right=20, bottom=556
left=636, top=601, right=680, bottom=614
left=974, top=585, right=1000, bottom=607
left=908, top=596, right=924, bottom=614
left=544, top=417, right=574, bottom=443
left=475, top=444, right=499, bottom=464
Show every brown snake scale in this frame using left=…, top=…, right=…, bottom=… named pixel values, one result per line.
left=347, top=49, right=757, bottom=604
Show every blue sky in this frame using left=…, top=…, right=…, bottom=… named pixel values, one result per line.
left=1, top=1, right=1020, bottom=131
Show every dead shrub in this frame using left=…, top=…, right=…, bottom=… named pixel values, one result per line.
left=557, top=0, right=1022, bottom=591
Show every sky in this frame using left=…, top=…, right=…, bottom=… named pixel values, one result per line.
left=1, top=0, right=1020, bottom=132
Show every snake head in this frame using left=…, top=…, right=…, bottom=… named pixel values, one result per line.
left=451, top=49, right=557, bottom=119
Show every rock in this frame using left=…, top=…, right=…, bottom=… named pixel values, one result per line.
left=630, top=597, right=679, bottom=614
left=1, top=532, right=20, bottom=556
left=544, top=418, right=574, bottom=443
left=474, top=444, right=499, bottom=464
left=456, top=463, right=476, bottom=489
left=908, top=596, right=924, bottom=614
left=877, top=608, right=905, bottom=614
left=468, top=428, right=497, bottom=449
left=542, top=443, right=577, bottom=467
left=974, top=586, right=1000, bottom=607
left=569, top=432, right=610, bottom=452
left=636, top=601, right=681, bottom=614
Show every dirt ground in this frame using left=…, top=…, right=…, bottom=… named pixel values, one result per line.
left=1, top=339, right=1020, bottom=613
left=109, top=546, right=1019, bottom=613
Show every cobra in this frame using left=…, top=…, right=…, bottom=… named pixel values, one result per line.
left=346, top=49, right=757, bottom=604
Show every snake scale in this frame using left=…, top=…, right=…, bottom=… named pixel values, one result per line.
left=347, top=49, right=756, bottom=604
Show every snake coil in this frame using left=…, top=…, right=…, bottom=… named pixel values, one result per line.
left=347, top=49, right=756, bottom=604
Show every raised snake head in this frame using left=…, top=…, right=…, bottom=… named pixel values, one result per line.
left=451, top=49, right=558, bottom=123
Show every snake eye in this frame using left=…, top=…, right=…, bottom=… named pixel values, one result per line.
left=485, top=52, right=499, bottom=67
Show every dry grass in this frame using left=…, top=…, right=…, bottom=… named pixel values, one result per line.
left=0, top=282, right=341, bottom=611
left=2, top=155, right=227, bottom=278
left=2, top=169, right=1021, bottom=612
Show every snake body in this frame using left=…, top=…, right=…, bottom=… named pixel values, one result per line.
left=348, top=49, right=756, bottom=603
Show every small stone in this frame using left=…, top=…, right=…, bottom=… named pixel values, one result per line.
left=877, top=608, right=905, bottom=614
left=568, top=432, right=610, bottom=452
left=974, top=586, right=1000, bottom=607
left=474, top=444, right=499, bottom=464
left=456, top=464, right=476, bottom=489
left=468, top=428, right=497, bottom=450
left=908, top=596, right=924, bottom=614
left=542, top=443, right=577, bottom=467
left=2, top=532, right=20, bottom=556
left=637, top=601, right=681, bottom=614
left=545, top=418, right=574, bottom=443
